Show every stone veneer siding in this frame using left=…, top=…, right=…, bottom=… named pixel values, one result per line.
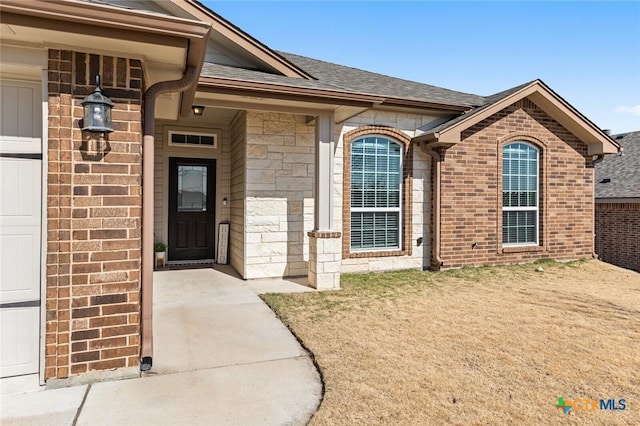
left=595, top=202, right=640, bottom=271
left=334, top=110, right=436, bottom=273
left=436, top=98, right=594, bottom=269
left=46, top=50, right=142, bottom=380
left=244, top=111, right=315, bottom=279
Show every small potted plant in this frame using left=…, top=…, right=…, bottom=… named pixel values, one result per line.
left=154, top=242, right=167, bottom=268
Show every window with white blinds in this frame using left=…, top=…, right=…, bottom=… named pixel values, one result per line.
left=502, top=142, right=539, bottom=245
left=350, top=136, right=402, bottom=250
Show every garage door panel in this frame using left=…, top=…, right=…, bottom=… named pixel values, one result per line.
left=0, top=157, right=41, bottom=221
left=0, top=79, right=42, bottom=378
left=0, top=81, right=41, bottom=154
left=0, top=307, right=39, bottom=377
left=0, top=230, right=40, bottom=303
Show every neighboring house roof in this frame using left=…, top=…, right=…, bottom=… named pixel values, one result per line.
left=414, top=79, right=620, bottom=156
left=595, top=131, right=640, bottom=199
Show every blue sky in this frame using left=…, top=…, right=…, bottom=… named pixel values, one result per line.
left=205, top=1, right=640, bottom=134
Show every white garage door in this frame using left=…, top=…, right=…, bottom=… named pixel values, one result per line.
left=0, top=80, right=42, bottom=378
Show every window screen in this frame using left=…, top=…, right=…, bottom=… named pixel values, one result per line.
left=350, top=136, right=402, bottom=250
left=502, top=142, right=539, bottom=245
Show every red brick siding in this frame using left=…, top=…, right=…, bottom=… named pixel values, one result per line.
left=46, top=50, right=143, bottom=380
left=436, top=98, right=594, bottom=268
left=595, top=202, right=640, bottom=271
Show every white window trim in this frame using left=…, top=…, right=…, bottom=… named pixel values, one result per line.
left=350, top=136, right=403, bottom=252
left=168, top=130, right=218, bottom=149
left=502, top=142, right=539, bottom=247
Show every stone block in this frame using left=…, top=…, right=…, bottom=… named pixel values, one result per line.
left=246, top=169, right=275, bottom=185
left=262, top=232, right=288, bottom=243
left=276, top=177, right=312, bottom=191
left=246, top=242, right=288, bottom=257
left=247, top=145, right=267, bottom=158
left=291, top=163, right=308, bottom=177
left=282, top=153, right=314, bottom=164
left=264, top=120, right=295, bottom=135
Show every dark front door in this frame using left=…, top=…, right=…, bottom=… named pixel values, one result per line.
left=168, top=157, right=216, bottom=261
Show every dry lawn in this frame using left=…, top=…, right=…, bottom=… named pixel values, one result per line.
left=262, top=260, right=640, bottom=425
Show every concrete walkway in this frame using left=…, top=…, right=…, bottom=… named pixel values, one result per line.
left=1, top=266, right=322, bottom=425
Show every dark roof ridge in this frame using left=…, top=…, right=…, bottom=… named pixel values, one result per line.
left=481, top=80, right=539, bottom=103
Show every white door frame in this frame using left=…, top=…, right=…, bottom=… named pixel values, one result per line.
left=39, top=70, right=48, bottom=385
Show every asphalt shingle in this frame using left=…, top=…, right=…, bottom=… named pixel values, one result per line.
left=200, top=52, right=488, bottom=108
left=595, top=131, right=640, bottom=199
left=277, top=52, right=486, bottom=107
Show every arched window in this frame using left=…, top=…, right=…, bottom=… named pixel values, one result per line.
left=502, top=142, right=539, bottom=245
left=350, top=136, right=402, bottom=250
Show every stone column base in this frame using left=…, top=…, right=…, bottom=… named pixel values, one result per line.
left=307, top=231, right=342, bottom=290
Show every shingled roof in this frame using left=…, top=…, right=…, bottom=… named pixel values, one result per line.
left=278, top=52, right=486, bottom=107
left=595, top=131, right=640, bottom=199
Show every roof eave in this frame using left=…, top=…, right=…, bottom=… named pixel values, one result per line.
left=0, top=0, right=212, bottom=118
left=595, top=197, right=640, bottom=203
left=416, top=80, right=620, bottom=155
left=171, top=0, right=314, bottom=80
left=198, top=76, right=478, bottom=112
left=0, top=0, right=211, bottom=40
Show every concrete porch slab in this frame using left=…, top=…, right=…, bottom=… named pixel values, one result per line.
left=0, top=267, right=322, bottom=425
left=0, top=384, right=87, bottom=425
left=77, top=357, right=320, bottom=426
left=152, top=268, right=308, bottom=374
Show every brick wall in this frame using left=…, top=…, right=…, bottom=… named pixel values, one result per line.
left=595, top=202, right=640, bottom=271
left=46, top=49, right=143, bottom=380
left=436, top=98, right=594, bottom=268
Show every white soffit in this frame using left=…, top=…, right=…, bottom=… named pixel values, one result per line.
left=1, top=24, right=187, bottom=72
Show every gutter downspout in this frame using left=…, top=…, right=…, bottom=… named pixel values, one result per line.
left=420, top=141, right=444, bottom=270
left=141, top=66, right=199, bottom=371
left=591, top=154, right=605, bottom=260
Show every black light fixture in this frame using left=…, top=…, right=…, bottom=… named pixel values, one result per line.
left=82, top=75, right=113, bottom=134
left=192, top=105, right=205, bottom=116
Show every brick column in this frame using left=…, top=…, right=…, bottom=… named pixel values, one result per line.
left=46, top=50, right=143, bottom=381
left=308, top=231, right=341, bottom=290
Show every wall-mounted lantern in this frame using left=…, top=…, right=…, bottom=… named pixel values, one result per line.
left=191, top=105, right=205, bottom=116
left=82, top=75, right=113, bottom=134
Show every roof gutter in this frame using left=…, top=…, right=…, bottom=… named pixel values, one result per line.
left=0, top=0, right=211, bottom=40
left=198, top=77, right=472, bottom=111
left=141, top=66, right=200, bottom=371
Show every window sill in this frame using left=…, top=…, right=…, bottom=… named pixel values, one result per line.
left=345, top=250, right=408, bottom=259
left=501, top=245, right=546, bottom=254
